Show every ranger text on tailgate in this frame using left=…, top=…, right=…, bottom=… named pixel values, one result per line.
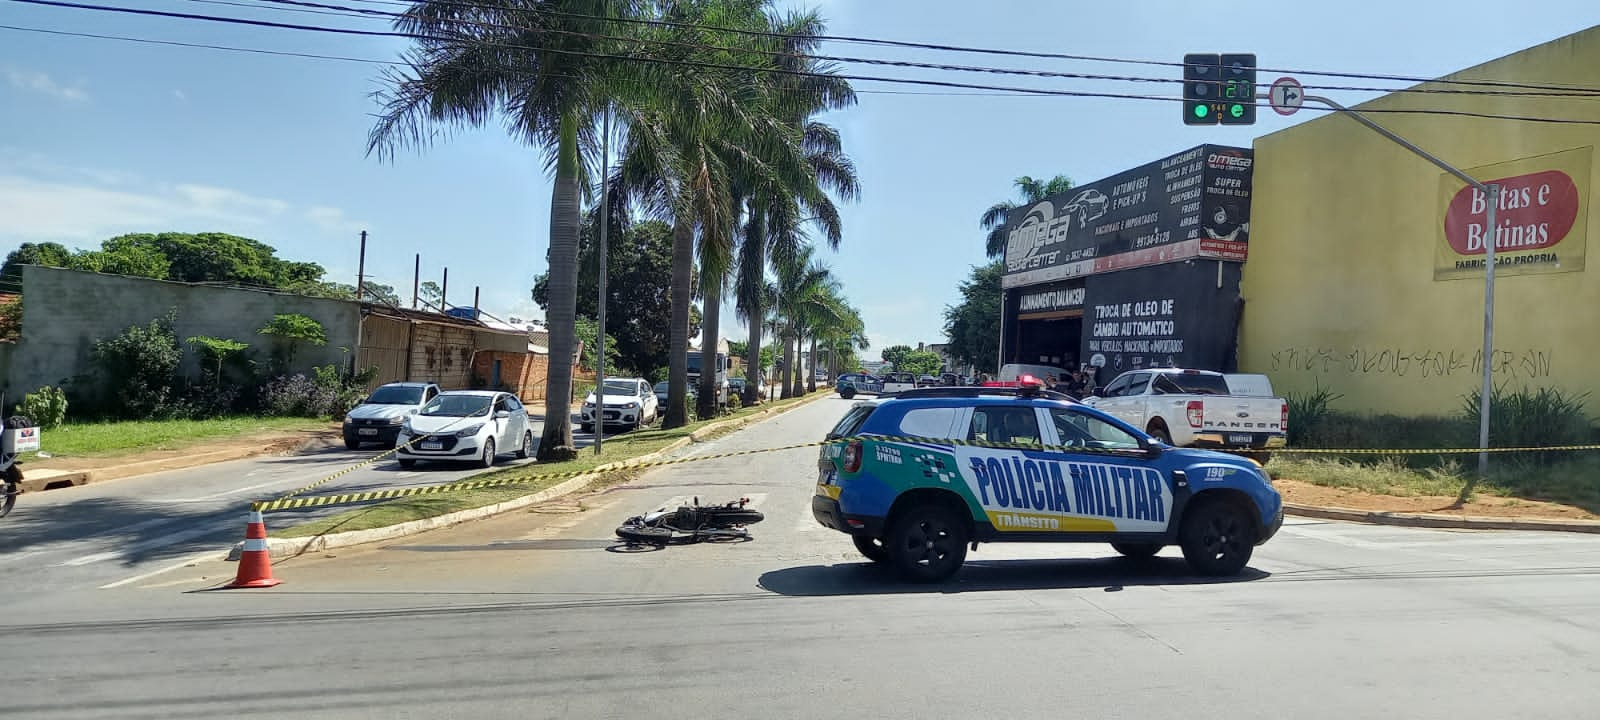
left=813, top=377, right=1283, bottom=583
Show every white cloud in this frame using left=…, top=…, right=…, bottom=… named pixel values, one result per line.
left=2, top=66, right=88, bottom=102
left=305, top=206, right=367, bottom=235
left=173, top=89, right=187, bottom=101
left=0, top=175, right=291, bottom=241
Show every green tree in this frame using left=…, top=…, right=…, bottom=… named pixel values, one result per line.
left=980, top=174, right=1074, bottom=258
left=772, top=246, right=835, bottom=398
left=0, top=242, right=73, bottom=286
left=897, top=350, right=943, bottom=377
left=367, top=0, right=638, bottom=459
left=100, top=232, right=324, bottom=287
left=258, top=313, right=327, bottom=370
left=573, top=315, right=621, bottom=374
left=880, top=344, right=915, bottom=369
left=942, top=260, right=1003, bottom=374
left=532, top=219, right=699, bottom=380
left=91, top=313, right=183, bottom=418
left=419, top=280, right=442, bottom=309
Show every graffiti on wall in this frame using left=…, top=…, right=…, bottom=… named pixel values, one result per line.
left=1267, top=346, right=1553, bottom=380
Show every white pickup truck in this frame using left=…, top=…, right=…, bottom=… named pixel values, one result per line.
left=1083, top=368, right=1287, bottom=462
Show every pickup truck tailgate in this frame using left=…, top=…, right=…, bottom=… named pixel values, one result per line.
left=1198, top=396, right=1286, bottom=446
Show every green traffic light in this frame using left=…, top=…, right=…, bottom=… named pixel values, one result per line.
left=1229, top=103, right=1245, bottom=118
left=1194, top=104, right=1209, bottom=118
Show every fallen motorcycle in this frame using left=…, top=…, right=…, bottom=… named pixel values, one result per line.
left=615, top=497, right=764, bottom=546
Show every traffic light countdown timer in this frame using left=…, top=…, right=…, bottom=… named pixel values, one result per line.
left=1183, top=53, right=1257, bottom=125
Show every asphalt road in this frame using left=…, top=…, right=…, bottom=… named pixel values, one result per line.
left=5, top=396, right=1600, bottom=719
left=0, top=414, right=622, bottom=596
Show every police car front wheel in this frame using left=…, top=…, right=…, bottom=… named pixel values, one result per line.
left=886, top=504, right=969, bottom=583
left=1179, top=501, right=1255, bottom=576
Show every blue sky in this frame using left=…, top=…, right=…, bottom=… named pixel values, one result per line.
left=2, top=0, right=1597, bottom=354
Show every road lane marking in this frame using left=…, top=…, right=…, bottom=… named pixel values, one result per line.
left=99, top=550, right=226, bottom=589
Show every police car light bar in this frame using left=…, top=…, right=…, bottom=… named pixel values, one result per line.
left=1016, top=374, right=1045, bottom=397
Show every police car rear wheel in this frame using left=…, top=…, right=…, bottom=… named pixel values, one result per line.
left=1111, top=542, right=1163, bottom=559
left=887, top=505, right=968, bottom=583
left=852, top=535, right=890, bottom=563
left=840, top=388, right=855, bottom=399
left=1179, top=501, right=1254, bottom=576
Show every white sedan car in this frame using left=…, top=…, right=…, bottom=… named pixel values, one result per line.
left=581, top=378, right=659, bottom=432
left=396, top=390, right=535, bottom=469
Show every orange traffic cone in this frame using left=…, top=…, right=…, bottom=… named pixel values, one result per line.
left=228, top=510, right=282, bottom=588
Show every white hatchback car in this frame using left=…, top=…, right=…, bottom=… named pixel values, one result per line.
left=396, top=390, right=535, bottom=469
left=581, top=378, right=659, bottom=432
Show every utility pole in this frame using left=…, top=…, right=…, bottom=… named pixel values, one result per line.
left=411, top=253, right=420, bottom=309
left=354, top=230, right=367, bottom=302
left=595, top=104, right=613, bottom=454
left=1284, top=90, right=1501, bottom=478
left=472, top=286, right=481, bottom=320
left=440, top=268, right=449, bottom=314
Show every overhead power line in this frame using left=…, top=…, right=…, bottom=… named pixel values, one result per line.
left=318, top=0, right=1600, bottom=95
left=235, top=0, right=1600, bottom=100
left=7, top=0, right=1600, bottom=125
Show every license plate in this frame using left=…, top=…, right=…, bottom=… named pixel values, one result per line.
left=1228, top=434, right=1254, bottom=445
left=421, top=441, right=443, bottom=450
left=357, top=428, right=378, bottom=436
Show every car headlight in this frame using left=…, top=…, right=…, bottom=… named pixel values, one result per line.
left=455, top=424, right=484, bottom=438
left=624, top=402, right=638, bottom=410
left=387, top=416, right=404, bottom=425
left=344, top=414, right=354, bottom=424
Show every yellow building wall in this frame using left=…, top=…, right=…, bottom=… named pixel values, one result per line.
left=1239, top=25, right=1600, bottom=417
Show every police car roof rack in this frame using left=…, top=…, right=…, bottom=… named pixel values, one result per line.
left=880, top=387, right=1078, bottom=402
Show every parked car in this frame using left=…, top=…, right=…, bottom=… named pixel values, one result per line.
left=342, top=382, right=441, bottom=449
left=1082, top=368, right=1287, bottom=463
left=729, top=377, right=747, bottom=399
left=395, top=390, right=535, bottom=469
left=880, top=372, right=918, bottom=394
left=812, top=378, right=1283, bottom=582
left=652, top=380, right=697, bottom=408
left=581, top=378, right=659, bottom=432
left=814, top=370, right=830, bottom=382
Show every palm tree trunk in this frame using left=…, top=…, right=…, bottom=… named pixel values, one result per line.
left=739, top=205, right=766, bottom=406
left=790, top=329, right=804, bottom=397
left=665, top=212, right=694, bottom=428
left=779, top=328, right=795, bottom=400
left=698, top=274, right=722, bottom=419
left=807, top=335, right=819, bottom=393
left=538, top=113, right=581, bottom=460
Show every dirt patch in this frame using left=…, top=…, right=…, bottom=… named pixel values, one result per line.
left=29, top=425, right=339, bottom=473
left=1274, top=478, right=1600, bottom=522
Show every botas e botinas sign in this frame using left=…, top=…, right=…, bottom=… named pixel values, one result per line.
left=1435, top=146, right=1591, bottom=280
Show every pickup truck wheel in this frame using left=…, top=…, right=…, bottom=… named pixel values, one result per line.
left=1111, top=542, right=1163, bottom=559
left=1148, top=426, right=1173, bottom=445
left=886, top=504, right=968, bottom=583
left=1179, top=501, right=1255, bottom=576
left=852, top=535, right=890, bottom=563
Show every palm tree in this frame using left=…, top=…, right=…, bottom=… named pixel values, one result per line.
left=980, top=174, right=1074, bottom=258
left=366, top=0, right=641, bottom=460
left=734, top=8, right=858, bottom=406
left=606, top=1, right=818, bottom=427
left=773, top=247, right=838, bottom=398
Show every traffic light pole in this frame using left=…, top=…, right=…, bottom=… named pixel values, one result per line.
left=1281, top=92, right=1500, bottom=478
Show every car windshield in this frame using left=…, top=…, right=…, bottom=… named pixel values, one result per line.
left=601, top=381, right=637, bottom=395
left=419, top=395, right=492, bottom=417
left=654, top=382, right=668, bottom=393
left=365, top=385, right=423, bottom=405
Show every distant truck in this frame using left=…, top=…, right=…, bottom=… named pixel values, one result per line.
left=687, top=338, right=731, bottom=406
left=1082, top=368, right=1286, bottom=463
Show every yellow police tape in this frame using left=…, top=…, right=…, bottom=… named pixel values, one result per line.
left=249, top=433, right=1600, bottom=513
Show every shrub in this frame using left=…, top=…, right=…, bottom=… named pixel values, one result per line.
left=91, top=312, right=183, bottom=418
left=1284, top=381, right=1343, bottom=447
left=728, top=393, right=745, bottom=410
left=1460, top=385, right=1592, bottom=464
left=260, top=373, right=338, bottom=418
left=18, top=385, right=68, bottom=429
left=313, top=363, right=377, bottom=417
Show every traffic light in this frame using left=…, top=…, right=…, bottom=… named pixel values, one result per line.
left=1219, top=53, right=1257, bottom=125
left=1183, top=53, right=1219, bottom=125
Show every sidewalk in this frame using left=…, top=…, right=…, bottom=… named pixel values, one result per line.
left=18, top=427, right=339, bottom=493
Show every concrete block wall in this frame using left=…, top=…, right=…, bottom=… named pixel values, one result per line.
left=10, top=265, right=360, bottom=395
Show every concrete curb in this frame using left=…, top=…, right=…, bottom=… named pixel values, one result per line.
left=241, top=390, right=835, bottom=558
left=1284, top=502, right=1600, bottom=534
left=19, top=433, right=339, bottom=494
